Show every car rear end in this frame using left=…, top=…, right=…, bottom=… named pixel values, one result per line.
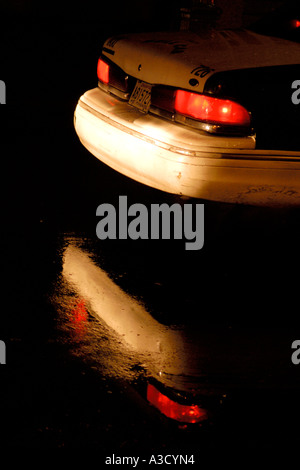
left=74, top=30, right=300, bottom=206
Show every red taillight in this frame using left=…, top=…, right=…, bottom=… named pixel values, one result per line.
left=147, top=383, right=207, bottom=424
left=97, top=58, right=110, bottom=84
left=292, top=19, right=300, bottom=28
left=175, top=89, right=250, bottom=127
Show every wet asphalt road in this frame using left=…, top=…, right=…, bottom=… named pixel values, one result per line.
left=1, top=2, right=300, bottom=455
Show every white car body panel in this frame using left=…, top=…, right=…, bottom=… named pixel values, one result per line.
left=102, top=30, right=300, bottom=92
left=74, top=87, right=300, bottom=206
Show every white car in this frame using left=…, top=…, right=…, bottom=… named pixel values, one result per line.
left=74, top=13, right=300, bottom=206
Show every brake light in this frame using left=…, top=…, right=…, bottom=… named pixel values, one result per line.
left=97, top=58, right=110, bottom=84
left=175, top=89, right=250, bottom=127
left=147, top=383, right=207, bottom=424
left=292, top=19, right=300, bottom=28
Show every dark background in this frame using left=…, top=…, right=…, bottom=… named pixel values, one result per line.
left=1, top=0, right=300, bottom=456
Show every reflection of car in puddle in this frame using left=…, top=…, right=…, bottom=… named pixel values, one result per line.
left=61, top=241, right=208, bottom=424
left=58, top=239, right=299, bottom=427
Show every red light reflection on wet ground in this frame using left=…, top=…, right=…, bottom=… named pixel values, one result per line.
left=147, top=383, right=207, bottom=424
left=69, top=298, right=88, bottom=338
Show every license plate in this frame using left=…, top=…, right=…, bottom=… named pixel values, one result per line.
left=129, top=80, right=152, bottom=113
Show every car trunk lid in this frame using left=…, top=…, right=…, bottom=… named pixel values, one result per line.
left=102, top=29, right=300, bottom=92
left=102, top=30, right=300, bottom=151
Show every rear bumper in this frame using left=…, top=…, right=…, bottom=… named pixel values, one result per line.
left=74, top=87, right=300, bottom=206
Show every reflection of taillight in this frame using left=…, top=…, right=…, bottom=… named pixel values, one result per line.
left=70, top=298, right=88, bottom=337
left=97, top=58, right=110, bottom=84
left=147, top=383, right=207, bottom=424
left=175, top=89, right=251, bottom=127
